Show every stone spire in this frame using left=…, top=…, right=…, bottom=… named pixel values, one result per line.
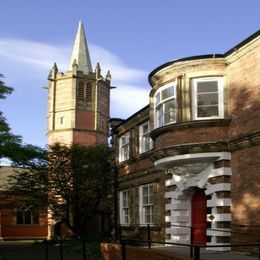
left=68, top=21, right=93, bottom=74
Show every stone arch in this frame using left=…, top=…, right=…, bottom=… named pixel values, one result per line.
left=162, top=152, right=231, bottom=251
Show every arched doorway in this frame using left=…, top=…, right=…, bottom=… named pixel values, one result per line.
left=192, top=189, right=207, bottom=245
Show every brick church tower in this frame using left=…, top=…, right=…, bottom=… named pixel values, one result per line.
left=47, top=21, right=111, bottom=146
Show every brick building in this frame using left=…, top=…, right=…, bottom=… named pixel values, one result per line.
left=0, top=22, right=259, bottom=247
left=0, top=167, right=48, bottom=240
left=110, top=30, right=260, bottom=250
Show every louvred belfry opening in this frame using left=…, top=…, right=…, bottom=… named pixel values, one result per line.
left=192, top=189, right=207, bottom=245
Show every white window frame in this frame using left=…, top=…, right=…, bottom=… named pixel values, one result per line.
left=154, top=82, right=177, bottom=128
left=139, top=122, right=153, bottom=154
left=192, top=77, right=224, bottom=120
left=139, top=184, right=154, bottom=225
left=119, top=190, right=130, bottom=225
left=119, top=132, right=130, bottom=162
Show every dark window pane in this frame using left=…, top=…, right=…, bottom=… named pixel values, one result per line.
left=198, top=106, right=219, bottom=117
left=162, top=86, right=174, bottom=100
left=17, top=210, right=24, bottom=224
left=155, top=93, right=160, bottom=105
left=32, top=211, right=40, bottom=224
left=142, top=124, right=149, bottom=134
left=197, top=81, right=218, bottom=93
left=86, top=83, right=92, bottom=100
left=157, top=105, right=163, bottom=127
left=197, top=93, right=218, bottom=106
left=164, top=99, right=176, bottom=124
left=24, top=210, right=32, bottom=224
left=78, top=82, right=84, bottom=100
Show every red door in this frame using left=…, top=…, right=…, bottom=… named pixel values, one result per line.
left=192, top=190, right=207, bottom=245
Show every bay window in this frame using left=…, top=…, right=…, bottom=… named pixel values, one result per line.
left=154, top=82, right=177, bottom=128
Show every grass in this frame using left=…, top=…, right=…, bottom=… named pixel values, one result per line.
left=69, top=241, right=101, bottom=258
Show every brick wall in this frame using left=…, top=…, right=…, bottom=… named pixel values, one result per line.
left=231, top=145, right=260, bottom=225
left=227, top=43, right=260, bottom=140
left=155, top=124, right=229, bottom=150
left=1, top=208, right=48, bottom=239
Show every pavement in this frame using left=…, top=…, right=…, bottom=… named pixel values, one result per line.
left=155, top=245, right=259, bottom=260
left=0, top=241, right=101, bottom=260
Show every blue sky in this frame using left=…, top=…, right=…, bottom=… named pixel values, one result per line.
left=0, top=0, right=259, bottom=148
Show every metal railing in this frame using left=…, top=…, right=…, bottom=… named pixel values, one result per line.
left=117, top=223, right=260, bottom=260
left=120, top=239, right=260, bottom=260
left=43, top=239, right=101, bottom=260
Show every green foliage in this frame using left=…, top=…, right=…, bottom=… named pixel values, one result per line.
left=0, top=74, right=43, bottom=164
left=48, top=143, right=113, bottom=237
left=0, top=74, right=22, bottom=160
left=0, top=74, right=13, bottom=100
left=69, top=241, right=101, bottom=257
left=7, top=143, right=113, bottom=238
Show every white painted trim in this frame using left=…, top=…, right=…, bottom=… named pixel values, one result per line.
left=207, top=213, right=231, bottom=222
left=170, top=227, right=190, bottom=235
left=165, top=215, right=171, bottom=222
left=165, top=191, right=176, bottom=199
left=207, top=229, right=231, bottom=237
left=165, top=179, right=175, bottom=187
left=170, top=216, right=190, bottom=223
left=205, top=183, right=231, bottom=195
left=157, top=152, right=231, bottom=168
left=164, top=154, right=232, bottom=249
left=208, top=167, right=231, bottom=178
left=207, top=198, right=231, bottom=207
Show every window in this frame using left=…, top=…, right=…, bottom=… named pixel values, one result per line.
left=119, top=190, right=130, bottom=225
left=78, top=82, right=85, bottom=101
left=154, top=82, right=177, bottom=128
left=192, top=77, right=224, bottom=119
left=119, top=132, right=130, bottom=162
left=60, top=116, right=64, bottom=125
left=86, top=83, right=92, bottom=100
left=77, top=82, right=92, bottom=103
left=139, top=122, right=152, bottom=154
left=16, top=207, right=39, bottom=225
left=139, top=184, right=154, bottom=224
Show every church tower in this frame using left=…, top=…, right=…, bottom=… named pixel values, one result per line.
left=47, top=21, right=111, bottom=146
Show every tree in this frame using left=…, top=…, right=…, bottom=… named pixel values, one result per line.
left=7, top=143, right=113, bottom=238
left=0, top=74, right=22, bottom=159
left=0, top=74, right=43, bottom=164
